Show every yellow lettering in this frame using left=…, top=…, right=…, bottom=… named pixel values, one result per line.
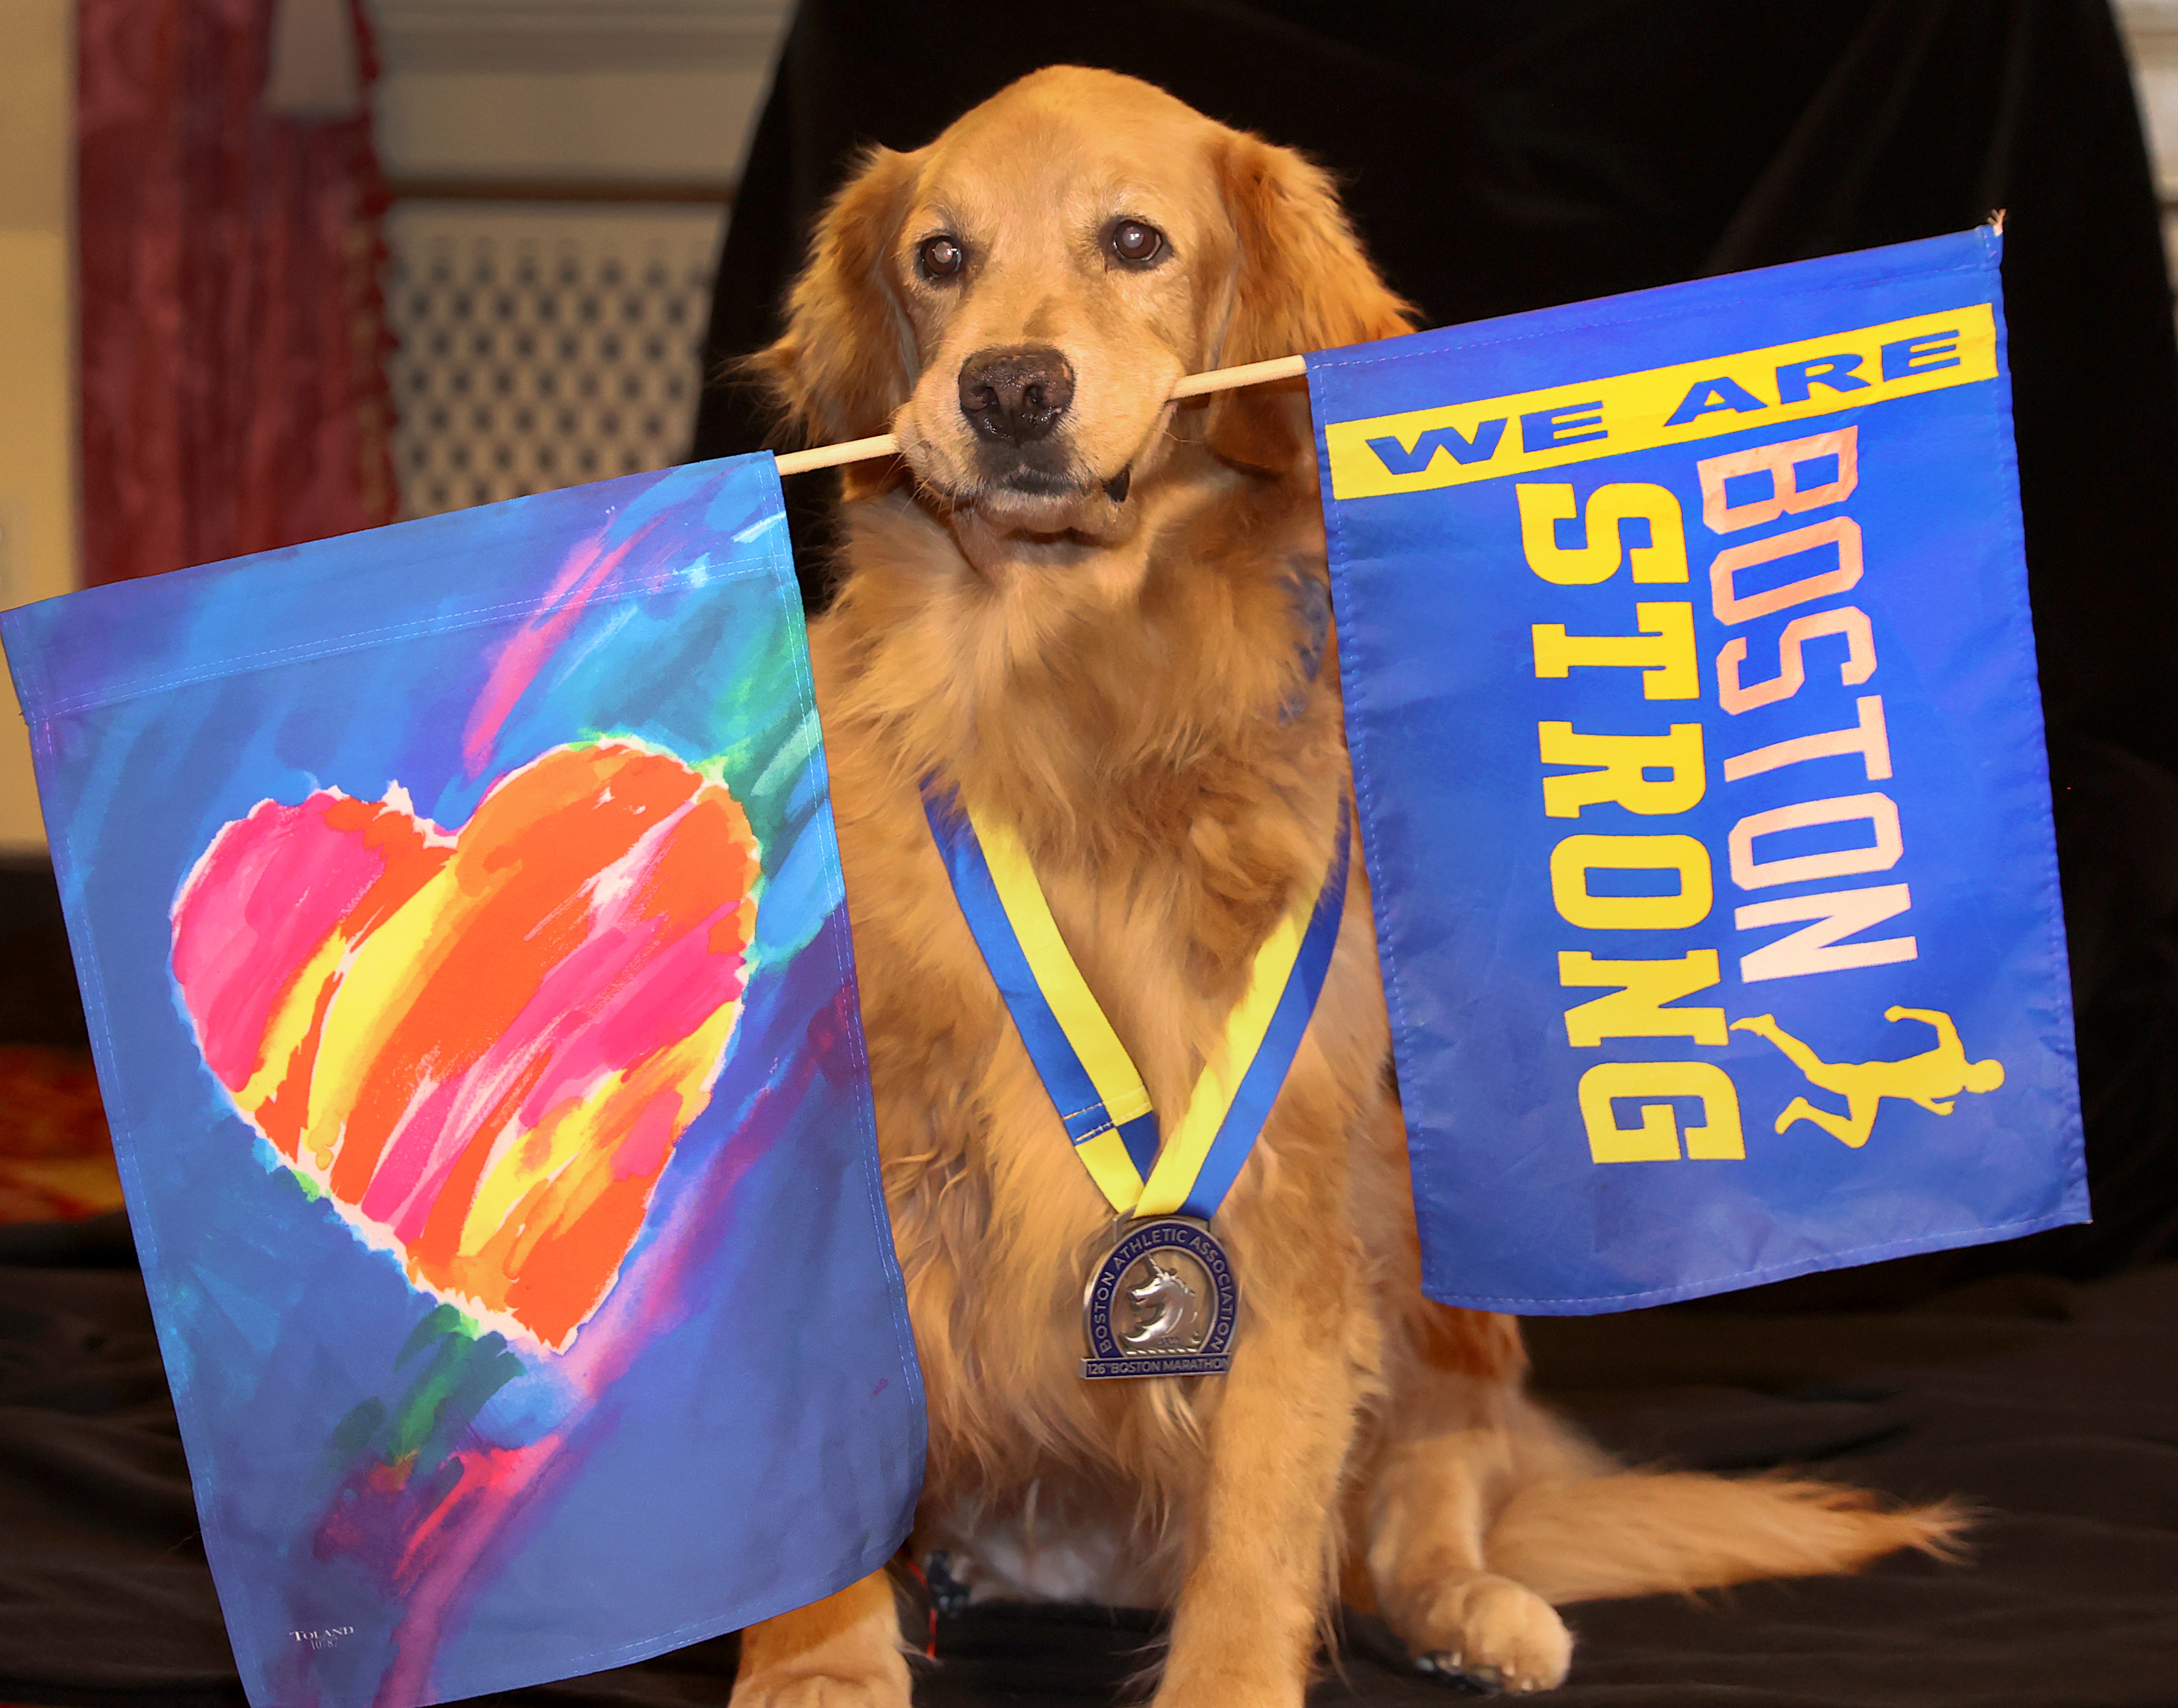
left=1559, top=949, right=1727, bottom=1045
left=1578, top=1061, right=1746, bottom=1162
left=1549, top=834, right=1714, bottom=930
left=1533, top=602, right=1698, bottom=699
left=1518, top=483, right=1689, bottom=584
left=1540, top=722, right=1707, bottom=817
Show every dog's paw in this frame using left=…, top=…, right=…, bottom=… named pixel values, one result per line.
left=728, top=1666, right=912, bottom=1708
left=1405, top=1574, right=1571, bottom=1695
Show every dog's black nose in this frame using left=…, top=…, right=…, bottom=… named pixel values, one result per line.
left=958, top=346, right=1075, bottom=445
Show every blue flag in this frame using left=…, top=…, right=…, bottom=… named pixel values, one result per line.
left=1307, top=228, right=2087, bottom=1313
left=1, top=457, right=924, bottom=1707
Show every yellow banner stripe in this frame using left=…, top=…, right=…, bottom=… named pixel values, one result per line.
left=1324, top=302, right=1997, bottom=499
left=1134, top=907, right=1309, bottom=1219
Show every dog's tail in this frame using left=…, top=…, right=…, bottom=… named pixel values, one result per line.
left=1484, top=1469, right=1969, bottom=1606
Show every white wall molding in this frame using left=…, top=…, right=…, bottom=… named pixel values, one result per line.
left=369, top=0, right=788, bottom=184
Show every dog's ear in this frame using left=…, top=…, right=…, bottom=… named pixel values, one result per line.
left=750, top=146, right=919, bottom=461
left=1206, top=134, right=1416, bottom=471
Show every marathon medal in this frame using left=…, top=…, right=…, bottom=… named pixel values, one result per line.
left=924, top=787, right=1350, bottom=1381
left=1081, top=1216, right=1239, bottom=1378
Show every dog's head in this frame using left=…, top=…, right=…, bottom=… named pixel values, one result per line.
left=755, top=66, right=1415, bottom=532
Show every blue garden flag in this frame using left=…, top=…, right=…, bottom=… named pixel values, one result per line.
left=0, top=457, right=924, bottom=1707
left=1307, top=227, right=2088, bottom=1313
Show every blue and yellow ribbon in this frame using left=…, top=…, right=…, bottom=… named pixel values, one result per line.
left=924, top=790, right=1350, bottom=1222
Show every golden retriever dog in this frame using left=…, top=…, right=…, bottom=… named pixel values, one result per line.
left=731, top=65, right=1961, bottom=1706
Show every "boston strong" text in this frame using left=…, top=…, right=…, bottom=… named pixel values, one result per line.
left=1527, top=424, right=1916, bottom=1163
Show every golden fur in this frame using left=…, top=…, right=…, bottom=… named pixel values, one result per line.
left=730, top=66, right=1962, bottom=1707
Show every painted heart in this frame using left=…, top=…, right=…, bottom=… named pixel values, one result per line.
left=171, top=740, right=761, bottom=1352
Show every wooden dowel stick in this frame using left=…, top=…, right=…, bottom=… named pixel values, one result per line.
left=1165, top=352, right=1308, bottom=397
left=772, top=434, right=902, bottom=476
left=769, top=352, right=1309, bottom=477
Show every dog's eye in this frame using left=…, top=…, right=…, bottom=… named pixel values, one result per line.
left=1108, top=219, right=1166, bottom=266
left=918, top=235, right=965, bottom=281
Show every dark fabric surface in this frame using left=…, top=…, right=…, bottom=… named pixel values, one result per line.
left=4, top=1213, right=2176, bottom=1707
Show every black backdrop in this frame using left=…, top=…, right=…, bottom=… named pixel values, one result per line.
left=691, top=0, right=2178, bottom=1289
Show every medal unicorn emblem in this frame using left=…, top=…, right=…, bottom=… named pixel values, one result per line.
left=1121, top=1254, right=1203, bottom=1351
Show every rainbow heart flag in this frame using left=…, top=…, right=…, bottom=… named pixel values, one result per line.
left=1309, top=227, right=2088, bottom=1312
left=1, top=457, right=923, bottom=1708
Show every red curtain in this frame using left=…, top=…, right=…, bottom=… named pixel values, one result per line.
left=77, top=0, right=396, bottom=586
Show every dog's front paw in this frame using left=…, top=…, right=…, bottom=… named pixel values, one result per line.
left=730, top=1570, right=911, bottom=1707
left=1405, top=1573, right=1571, bottom=1695
left=729, top=1662, right=912, bottom=1708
